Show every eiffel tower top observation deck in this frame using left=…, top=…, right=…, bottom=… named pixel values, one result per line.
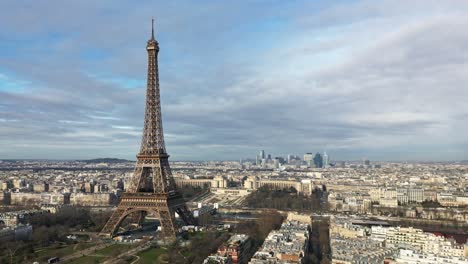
left=139, top=18, right=166, bottom=157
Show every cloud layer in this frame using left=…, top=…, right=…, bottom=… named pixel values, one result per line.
left=0, top=0, right=467, bottom=161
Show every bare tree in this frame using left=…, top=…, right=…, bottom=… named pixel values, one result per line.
left=5, top=241, right=23, bottom=264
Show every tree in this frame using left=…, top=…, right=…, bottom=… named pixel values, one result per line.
left=5, top=241, right=23, bottom=264
left=89, top=210, right=113, bottom=231
left=244, top=186, right=327, bottom=213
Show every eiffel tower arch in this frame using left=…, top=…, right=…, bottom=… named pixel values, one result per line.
left=100, top=19, right=195, bottom=240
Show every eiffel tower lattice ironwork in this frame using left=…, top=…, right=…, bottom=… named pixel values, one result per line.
left=100, top=19, right=195, bottom=239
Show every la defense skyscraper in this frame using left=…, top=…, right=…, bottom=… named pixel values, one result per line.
left=100, top=20, right=195, bottom=239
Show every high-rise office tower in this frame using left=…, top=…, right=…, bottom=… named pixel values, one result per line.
left=313, top=153, right=323, bottom=168
left=323, top=152, right=329, bottom=168
left=304, top=153, right=313, bottom=161
left=274, top=158, right=280, bottom=168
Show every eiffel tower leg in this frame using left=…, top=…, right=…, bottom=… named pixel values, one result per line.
left=137, top=211, right=146, bottom=227
left=159, top=209, right=177, bottom=241
left=175, top=205, right=197, bottom=226
left=130, top=211, right=146, bottom=228
left=100, top=207, right=126, bottom=237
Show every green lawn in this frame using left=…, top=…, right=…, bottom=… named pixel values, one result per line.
left=66, top=243, right=137, bottom=263
left=35, top=242, right=96, bottom=259
left=3, top=242, right=100, bottom=264
left=137, top=247, right=167, bottom=264
left=188, top=231, right=206, bottom=239
left=94, top=243, right=135, bottom=256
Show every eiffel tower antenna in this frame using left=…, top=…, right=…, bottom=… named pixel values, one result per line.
left=151, top=17, right=155, bottom=40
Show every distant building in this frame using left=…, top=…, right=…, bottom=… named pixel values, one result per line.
left=175, top=178, right=212, bottom=188
left=273, top=158, right=280, bottom=168
left=396, top=249, right=468, bottom=264
left=323, top=152, right=329, bottom=168
left=83, top=182, right=95, bottom=193
left=370, top=188, right=426, bottom=206
left=243, top=176, right=314, bottom=196
left=203, top=255, right=230, bottom=264
left=249, top=221, right=309, bottom=264
left=219, top=234, right=252, bottom=264
left=329, top=217, right=468, bottom=264
left=313, top=153, right=323, bottom=168
left=33, top=182, right=49, bottom=193
left=12, top=179, right=25, bottom=189
left=212, top=176, right=228, bottom=189
left=369, top=188, right=398, bottom=207
left=328, top=191, right=372, bottom=214
left=437, top=193, right=468, bottom=207
left=0, top=225, right=32, bottom=242
left=0, top=209, right=48, bottom=230
left=69, top=192, right=116, bottom=206
left=10, top=192, right=69, bottom=206
left=174, top=176, right=228, bottom=189
left=303, top=153, right=313, bottom=162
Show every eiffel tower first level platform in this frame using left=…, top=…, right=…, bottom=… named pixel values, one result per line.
left=100, top=19, right=196, bottom=240
left=100, top=192, right=195, bottom=239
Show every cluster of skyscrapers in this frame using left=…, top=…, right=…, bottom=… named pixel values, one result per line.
left=254, top=150, right=330, bottom=168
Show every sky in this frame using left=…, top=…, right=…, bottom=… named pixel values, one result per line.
left=0, top=0, right=468, bottom=161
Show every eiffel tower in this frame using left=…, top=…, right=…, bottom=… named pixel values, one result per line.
left=100, top=19, right=195, bottom=239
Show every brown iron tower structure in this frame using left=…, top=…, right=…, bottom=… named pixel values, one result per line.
left=100, top=19, right=195, bottom=239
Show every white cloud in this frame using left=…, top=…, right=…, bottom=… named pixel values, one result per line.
left=0, top=0, right=467, bottom=160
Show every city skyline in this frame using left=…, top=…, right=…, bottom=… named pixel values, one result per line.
left=1, top=1, right=468, bottom=161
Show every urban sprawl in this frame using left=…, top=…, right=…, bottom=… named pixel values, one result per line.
left=0, top=153, right=467, bottom=263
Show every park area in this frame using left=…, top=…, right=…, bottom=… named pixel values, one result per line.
left=68, top=243, right=137, bottom=264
